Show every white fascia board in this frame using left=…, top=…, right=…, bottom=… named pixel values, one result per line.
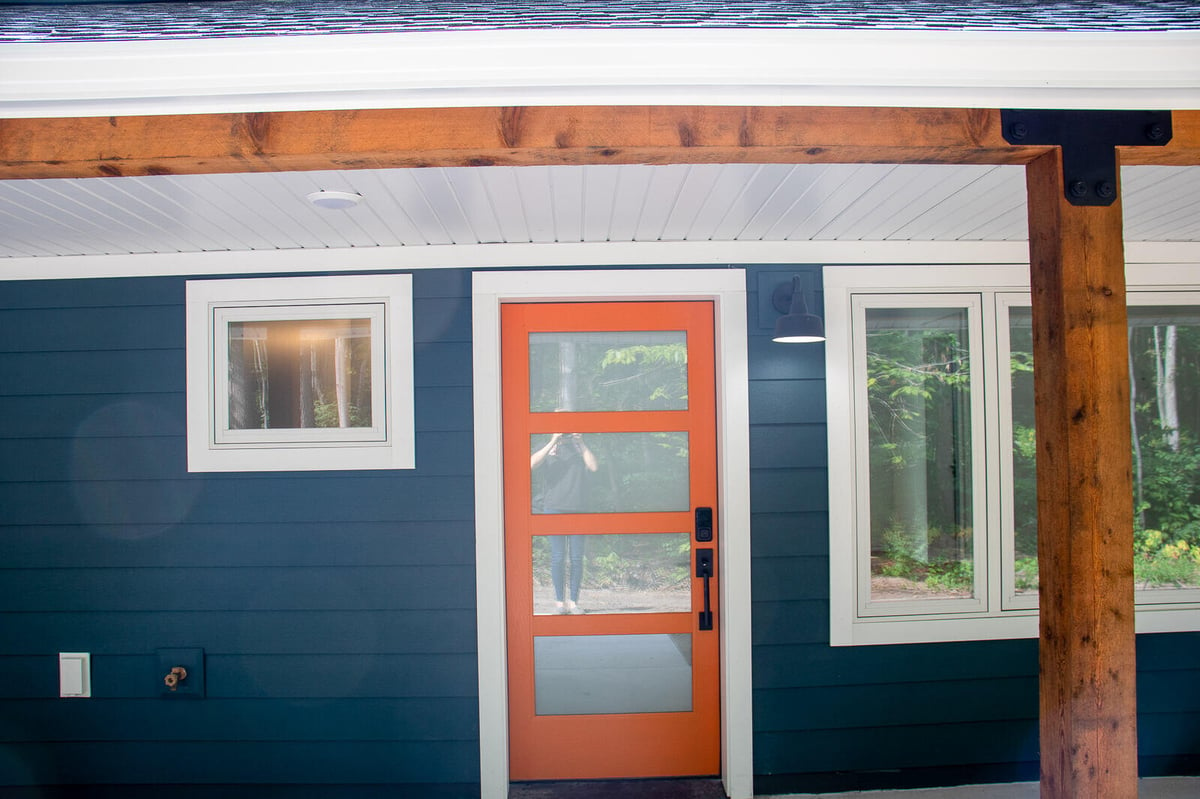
left=4, top=240, right=1198, bottom=282
left=2, top=28, right=1198, bottom=118
left=0, top=240, right=1033, bottom=281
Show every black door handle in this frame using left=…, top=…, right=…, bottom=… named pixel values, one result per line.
left=696, top=548, right=714, bottom=631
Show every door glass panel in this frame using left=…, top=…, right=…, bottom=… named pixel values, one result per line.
left=531, top=432, right=689, bottom=514
left=529, top=331, right=689, bottom=412
left=228, top=318, right=372, bottom=430
left=865, top=307, right=975, bottom=602
left=532, top=533, right=691, bottom=615
left=534, top=634, right=693, bottom=715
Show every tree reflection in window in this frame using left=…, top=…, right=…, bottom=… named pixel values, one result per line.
left=865, top=307, right=974, bottom=601
left=228, top=318, right=372, bottom=430
left=1010, top=305, right=1200, bottom=594
left=529, top=331, right=688, bottom=413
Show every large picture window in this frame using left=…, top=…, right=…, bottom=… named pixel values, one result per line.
left=186, top=275, right=414, bottom=472
left=1000, top=294, right=1200, bottom=609
left=827, top=265, right=1200, bottom=645
left=856, top=298, right=986, bottom=617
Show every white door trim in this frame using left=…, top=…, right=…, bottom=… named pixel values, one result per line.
left=472, top=268, right=753, bottom=799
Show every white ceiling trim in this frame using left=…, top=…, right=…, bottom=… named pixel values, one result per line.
left=3, top=28, right=1199, bottom=118
left=3, top=239, right=1197, bottom=282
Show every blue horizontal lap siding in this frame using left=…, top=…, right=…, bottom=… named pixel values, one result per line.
left=754, top=676, right=1040, bottom=731
left=4, top=264, right=1199, bottom=793
left=746, top=264, right=1200, bottom=792
left=755, top=720, right=1040, bottom=774
left=0, top=476, right=475, bottom=525
left=0, top=349, right=183, bottom=395
left=0, top=521, right=476, bottom=568
left=0, top=741, right=479, bottom=784
left=0, top=611, right=477, bottom=657
left=0, top=654, right=476, bottom=699
left=746, top=265, right=1043, bottom=789
left=0, top=696, right=479, bottom=737
left=0, top=566, right=475, bottom=612
left=0, top=273, right=480, bottom=792
left=0, top=394, right=185, bottom=438
left=1137, top=633, right=1200, bottom=772
left=754, top=639, right=1038, bottom=690
left=750, top=511, right=829, bottom=559
left=0, top=429, right=473, bottom=481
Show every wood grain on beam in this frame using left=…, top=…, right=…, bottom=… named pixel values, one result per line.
left=0, top=106, right=1024, bottom=179
left=1119, top=108, right=1200, bottom=166
left=1027, top=148, right=1138, bottom=799
left=3, top=106, right=1195, bottom=181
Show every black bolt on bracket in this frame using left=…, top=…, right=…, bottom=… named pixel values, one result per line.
left=1001, top=110, right=1172, bottom=207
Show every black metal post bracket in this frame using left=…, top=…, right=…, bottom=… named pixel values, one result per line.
left=1001, top=109, right=1172, bottom=206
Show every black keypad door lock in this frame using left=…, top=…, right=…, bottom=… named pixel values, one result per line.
left=695, top=507, right=713, bottom=542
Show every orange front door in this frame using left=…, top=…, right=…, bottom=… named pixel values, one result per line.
left=502, top=301, right=720, bottom=781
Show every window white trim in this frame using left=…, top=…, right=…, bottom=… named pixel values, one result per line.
left=211, top=303, right=388, bottom=446
left=471, top=268, right=752, bottom=799
left=185, top=274, right=414, bottom=472
left=827, top=263, right=1200, bottom=646
left=850, top=293, right=990, bottom=620
left=995, top=292, right=1040, bottom=612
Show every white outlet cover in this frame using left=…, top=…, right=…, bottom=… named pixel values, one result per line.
left=59, top=652, right=91, bottom=698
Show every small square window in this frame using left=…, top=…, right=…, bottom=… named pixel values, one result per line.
left=186, top=275, right=414, bottom=472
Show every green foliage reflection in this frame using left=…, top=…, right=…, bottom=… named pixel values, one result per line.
left=1010, top=309, right=1200, bottom=592
left=865, top=308, right=974, bottom=599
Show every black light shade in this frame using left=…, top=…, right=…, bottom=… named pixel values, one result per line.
left=772, top=275, right=826, bottom=343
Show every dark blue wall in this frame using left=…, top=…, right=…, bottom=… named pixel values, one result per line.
left=0, top=271, right=479, bottom=796
left=1, top=265, right=1197, bottom=795
left=744, top=264, right=1200, bottom=794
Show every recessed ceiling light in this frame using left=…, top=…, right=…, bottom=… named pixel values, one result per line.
left=306, top=190, right=363, bottom=210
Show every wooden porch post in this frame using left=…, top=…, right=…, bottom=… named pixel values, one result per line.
left=1026, top=149, right=1138, bottom=798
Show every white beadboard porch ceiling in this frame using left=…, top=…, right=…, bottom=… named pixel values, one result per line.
left=2, top=162, right=1198, bottom=259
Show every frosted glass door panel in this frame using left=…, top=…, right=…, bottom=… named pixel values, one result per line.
left=530, top=432, right=689, bottom=514
left=532, top=533, right=692, bottom=615
left=529, top=331, right=688, bottom=412
left=534, top=634, right=693, bottom=715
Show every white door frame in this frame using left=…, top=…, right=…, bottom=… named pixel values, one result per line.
left=472, top=268, right=753, bottom=799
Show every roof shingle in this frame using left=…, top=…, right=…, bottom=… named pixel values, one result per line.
left=3, top=0, right=1199, bottom=43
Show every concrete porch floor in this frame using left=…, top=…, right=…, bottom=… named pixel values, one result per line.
left=511, top=776, right=1200, bottom=798
left=772, top=777, right=1200, bottom=798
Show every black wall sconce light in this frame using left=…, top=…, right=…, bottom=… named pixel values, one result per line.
left=771, top=275, right=826, bottom=344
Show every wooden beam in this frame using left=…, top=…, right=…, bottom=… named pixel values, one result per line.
left=6, top=106, right=1195, bottom=180
left=3, top=106, right=1196, bottom=181
left=9, top=104, right=1200, bottom=179
left=1026, top=148, right=1138, bottom=799
left=0, top=106, right=1037, bottom=179
left=1119, top=107, right=1200, bottom=166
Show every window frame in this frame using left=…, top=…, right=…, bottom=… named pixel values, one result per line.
left=186, top=274, right=414, bottom=472
left=213, top=303, right=388, bottom=446
left=827, top=264, right=1200, bottom=646
left=850, top=293, right=991, bottom=620
left=995, top=292, right=1040, bottom=613
left=1000, top=290, right=1200, bottom=612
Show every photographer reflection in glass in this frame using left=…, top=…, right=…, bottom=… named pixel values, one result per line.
left=531, top=431, right=598, bottom=614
